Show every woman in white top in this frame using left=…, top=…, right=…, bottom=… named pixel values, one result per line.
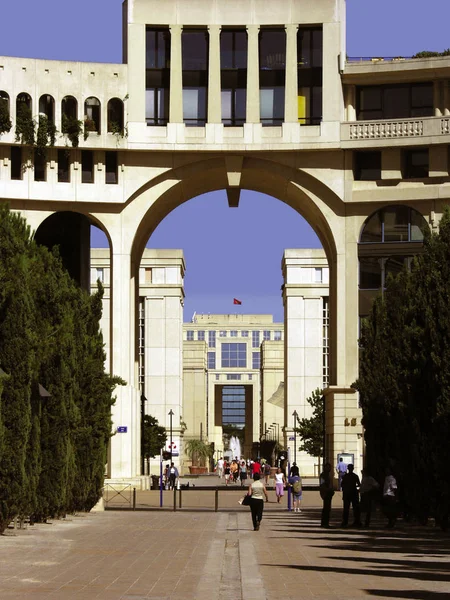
left=274, top=467, right=286, bottom=503
left=247, top=473, right=269, bottom=531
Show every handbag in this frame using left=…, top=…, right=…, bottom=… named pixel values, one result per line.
left=239, top=494, right=251, bottom=506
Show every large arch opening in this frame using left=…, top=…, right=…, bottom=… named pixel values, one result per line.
left=125, top=156, right=342, bottom=475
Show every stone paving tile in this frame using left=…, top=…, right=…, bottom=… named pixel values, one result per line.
left=0, top=494, right=449, bottom=599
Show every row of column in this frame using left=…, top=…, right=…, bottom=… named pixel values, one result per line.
left=345, top=81, right=450, bottom=121
left=169, top=23, right=301, bottom=125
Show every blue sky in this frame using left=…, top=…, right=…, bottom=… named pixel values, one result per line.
left=1, top=0, right=448, bottom=321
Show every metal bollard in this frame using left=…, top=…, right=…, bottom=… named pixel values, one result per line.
left=215, top=488, right=219, bottom=512
left=179, top=488, right=182, bottom=509
left=133, top=487, right=136, bottom=511
left=173, top=486, right=177, bottom=511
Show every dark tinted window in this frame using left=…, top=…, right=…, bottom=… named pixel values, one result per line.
left=403, top=149, right=429, bottom=179
left=81, top=150, right=94, bottom=183
left=354, top=151, right=381, bottom=181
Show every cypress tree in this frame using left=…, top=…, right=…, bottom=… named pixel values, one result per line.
left=0, top=206, right=36, bottom=532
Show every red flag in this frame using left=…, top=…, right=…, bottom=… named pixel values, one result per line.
left=233, top=298, right=242, bottom=305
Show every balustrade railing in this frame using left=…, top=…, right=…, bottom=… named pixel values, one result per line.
left=342, top=116, right=449, bottom=142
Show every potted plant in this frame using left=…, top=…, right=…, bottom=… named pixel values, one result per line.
left=184, top=439, right=214, bottom=475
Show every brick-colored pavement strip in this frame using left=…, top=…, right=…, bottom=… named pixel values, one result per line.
left=0, top=491, right=449, bottom=600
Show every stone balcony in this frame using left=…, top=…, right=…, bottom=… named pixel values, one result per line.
left=341, top=116, right=450, bottom=149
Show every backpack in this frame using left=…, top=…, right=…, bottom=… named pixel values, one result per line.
left=292, top=479, right=302, bottom=494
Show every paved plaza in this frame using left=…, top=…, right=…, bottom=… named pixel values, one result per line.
left=0, top=490, right=449, bottom=600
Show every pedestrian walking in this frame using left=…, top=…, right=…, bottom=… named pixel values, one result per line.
left=383, top=468, right=398, bottom=528
left=289, top=465, right=302, bottom=512
left=217, top=456, right=224, bottom=479
left=274, top=467, right=286, bottom=503
left=168, top=462, right=179, bottom=490
left=340, top=464, right=361, bottom=527
left=247, top=473, right=269, bottom=531
left=224, top=460, right=231, bottom=485
left=239, top=460, right=247, bottom=487
left=263, top=461, right=272, bottom=485
left=252, top=459, right=261, bottom=478
left=336, top=457, right=348, bottom=491
left=319, top=463, right=335, bottom=528
left=360, top=469, right=379, bottom=528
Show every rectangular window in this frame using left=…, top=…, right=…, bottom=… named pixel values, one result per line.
left=198, top=330, right=205, bottom=341
left=263, top=330, right=271, bottom=342
left=241, top=330, right=249, bottom=337
left=215, top=374, right=220, bottom=380
left=359, top=258, right=382, bottom=290
left=403, top=148, right=429, bottom=179
left=208, top=330, right=216, bottom=348
left=146, top=28, right=170, bottom=125
left=252, top=352, right=261, bottom=369
left=230, top=330, right=238, bottom=337
left=259, top=29, right=286, bottom=125
left=248, top=374, right=253, bottom=380
left=187, top=330, right=194, bottom=341
left=57, top=149, right=70, bottom=182
left=219, top=330, right=227, bottom=337
left=81, top=150, right=94, bottom=183
left=315, top=268, right=323, bottom=283
left=208, top=352, right=216, bottom=369
left=354, top=151, right=382, bottom=181
left=252, top=330, right=260, bottom=348
left=221, top=29, right=247, bottom=126
left=227, top=374, right=241, bottom=380
left=34, top=152, right=46, bottom=182
left=297, top=27, right=323, bottom=125
left=11, top=146, right=22, bottom=180
left=222, top=385, right=246, bottom=428
left=105, top=151, right=118, bottom=184
left=96, top=268, right=104, bottom=283
left=182, top=29, right=208, bottom=126
left=357, top=83, right=433, bottom=121
left=274, top=330, right=282, bottom=341
left=221, top=342, right=246, bottom=368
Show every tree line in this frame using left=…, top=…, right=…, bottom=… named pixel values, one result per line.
left=354, top=208, right=450, bottom=527
left=0, top=205, right=123, bottom=533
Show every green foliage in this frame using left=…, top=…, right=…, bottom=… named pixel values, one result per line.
left=62, top=114, right=83, bottom=148
left=141, top=415, right=167, bottom=459
left=413, top=49, right=450, bottom=59
left=184, top=438, right=214, bottom=467
left=294, top=388, right=324, bottom=459
left=0, top=205, right=123, bottom=530
left=0, top=98, right=12, bottom=135
left=36, top=115, right=57, bottom=158
left=353, top=208, right=450, bottom=526
left=15, top=102, right=35, bottom=146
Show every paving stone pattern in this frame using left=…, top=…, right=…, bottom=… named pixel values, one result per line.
left=0, top=493, right=449, bottom=599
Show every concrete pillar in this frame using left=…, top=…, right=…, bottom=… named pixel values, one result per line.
left=429, top=145, right=449, bottom=177
left=434, top=80, right=443, bottom=117
left=109, top=250, right=140, bottom=479
left=345, top=85, right=356, bottom=121
left=443, top=80, right=450, bottom=116
left=169, top=25, right=183, bottom=123
left=322, top=22, right=343, bottom=123
left=246, top=25, right=260, bottom=124
left=381, top=148, right=402, bottom=180
left=127, top=23, right=146, bottom=124
left=208, top=25, right=222, bottom=124
left=284, top=23, right=299, bottom=123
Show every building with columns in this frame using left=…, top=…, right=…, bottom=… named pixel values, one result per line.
left=1, top=0, right=449, bottom=485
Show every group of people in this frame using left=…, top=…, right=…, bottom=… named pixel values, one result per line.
left=319, top=460, right=399, bottom=529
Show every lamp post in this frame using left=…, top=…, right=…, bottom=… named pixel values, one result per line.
left=272, top=422, right=280, bottom=444
left=292, top=410, right=298, bottom=465
left=168, top=409, right=174, bottom=458
left=141, top=394, right=147, bottom=475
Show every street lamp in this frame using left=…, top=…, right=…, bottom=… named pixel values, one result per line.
left=292, top=410, right=298, bottom=465
left=271, top=422, right=280, bottom=444
left=168, top=409, right=174, bottom=458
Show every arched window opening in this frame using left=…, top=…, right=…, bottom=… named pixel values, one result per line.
left=360, top=205, right=428, bottom=244
left=39, top=94, right=55, bottom=122
left=15, top=93, right=34, bottom=145
left=358, top=205, right=429, bottom=315
left=84, top=96, right=101, bottom=134
left=61, top=96, right=81, bottom=147
left=107, top=98, right=124, bottom=134
left=0, top=91, right=12, bottom=135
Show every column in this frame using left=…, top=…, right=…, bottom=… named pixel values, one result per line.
left=444, top=81, right=450, bottom=115
left=169, top=25, right=183, bottom=123
left=345, top=85, right=356, bottom=121
left=246, top=25, right=260, bottom=124
left=284, top=24, right=299, bottom=123
left=208, top=25, right=222, bottom=123
left=126, top=23, right=146, bottom=124
left=433, top=80, right=442, bottom=117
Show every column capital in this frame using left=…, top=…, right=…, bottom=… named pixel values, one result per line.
left=246, top=24, right=260, bottom=34
left=285, top=23, right=299, bottom=33
left=207, top=24, right=221, bottom=33
left=169, top=24, right=182, bottom=33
